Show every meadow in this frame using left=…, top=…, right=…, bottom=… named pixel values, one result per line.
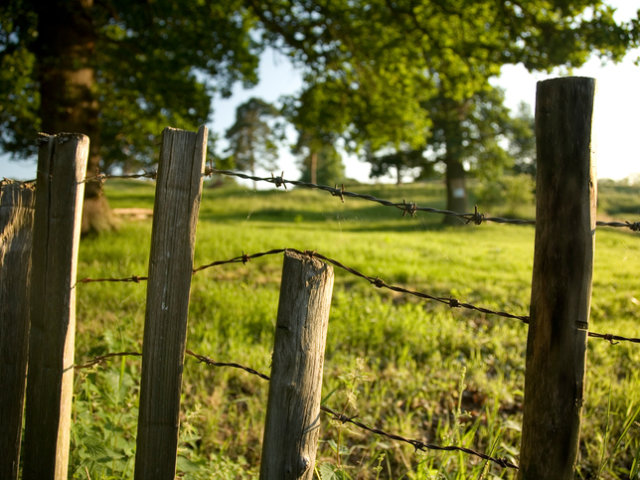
left=70, top=176, right=640, bottom=479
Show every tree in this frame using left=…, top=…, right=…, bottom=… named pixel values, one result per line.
left=509, top=102, right=537, bottom=177
left=420, top=85, right=521, bottom=222
left=224, top=97, right=282, bottom=185
left=366, top=147, right=426, bottom=185
left=248, top=0, right=639, bottom=218
left=367, top=85, right=525, bottom=217
left=294, top=132, right=346, bottom=186
left=1, top=0, right=260, bottom=233
left=3, top=1, right=638, bottom=230
left=283, top=83, right=350, bottom=185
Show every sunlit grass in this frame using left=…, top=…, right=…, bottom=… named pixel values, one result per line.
left=70, top=179, right=640, bottom=479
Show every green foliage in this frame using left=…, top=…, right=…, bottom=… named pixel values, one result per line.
left=598, top=179, right=640, bottom=218
left=508, top=103, right=536, bottom=177
left=253, top=0, right=639, bottom=211
left=68, top=179, right=640, bottom=479
left=0, top=0, right=261, bottom=170
left=472, top=175, right=536, bottom=219
left=284, top=84, right=348, bottom=185
left=367, top=148, right=430, bottom=184
left=0, top=2, right=38, bottom=155
left=296, top=142, right=346, bottom=186
left=420, top=86, right=521, bottom=178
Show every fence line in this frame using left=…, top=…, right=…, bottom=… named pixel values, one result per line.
left=4, top=78, right=639, bottom=479
left=77, top=247, right=640, bottom=345
left=76, top=169, right=640, bottom=232
left=71, top=349, right=519, bottom=470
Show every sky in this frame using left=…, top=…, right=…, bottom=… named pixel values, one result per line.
left=1, top=2, right=639, bottom=182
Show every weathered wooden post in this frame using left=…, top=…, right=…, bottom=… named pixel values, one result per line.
left=21, top=133, right=89, bottom=480
left=260, top=250, right=334, bottom=480
left=519, top=77, right=596, bottom=479
left=0, top=180, right=36, bottom=480
left=134, top=126, right=207, bottom=480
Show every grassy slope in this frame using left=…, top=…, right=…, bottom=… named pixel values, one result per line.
left=71, top=178, right=640, bottom=479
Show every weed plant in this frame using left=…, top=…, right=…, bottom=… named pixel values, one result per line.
left=70, top=178, right=640, bottom=479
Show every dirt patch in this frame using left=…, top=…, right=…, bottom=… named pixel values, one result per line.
left=112, top=208, right=153, bottom=220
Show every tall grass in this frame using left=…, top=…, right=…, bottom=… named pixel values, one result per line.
left=69, top=178, right=640, bottom=479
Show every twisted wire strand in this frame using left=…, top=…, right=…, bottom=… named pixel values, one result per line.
left=72, top=350, right=519, bottom=469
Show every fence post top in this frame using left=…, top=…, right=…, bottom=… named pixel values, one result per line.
left=161, top=125, right=208, bottom=135
left=537, top=76, right=596, bottom=89
left=284, top=249, right=333, bottom=273
left=36, top=132, right=90, bottom=144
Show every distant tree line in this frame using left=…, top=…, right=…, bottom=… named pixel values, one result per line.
left=1, top=0, right=637, bottom=231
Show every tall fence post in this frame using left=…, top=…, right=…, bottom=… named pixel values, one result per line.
left=519, top=77, right=597, bottom=479
left=21, top=133, right=89, bottom=480
left=134, top=126, right=207, bottom=480
left=260, top=250, right=334, bottom=480
left=0, top=180, right=36, bottom=480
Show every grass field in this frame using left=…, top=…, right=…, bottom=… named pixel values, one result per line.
left=70, top=176, right=640, bottom=479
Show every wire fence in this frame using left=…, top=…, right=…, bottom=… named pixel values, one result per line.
left=7, top=166, right=640, bottom=232
left=72, top=168, right=640, bottom=231
left=4, top=157, right=639, bottom=477
left=71, top=349, right=519, bottom=470
left=78, top=247, right=640, bottom=345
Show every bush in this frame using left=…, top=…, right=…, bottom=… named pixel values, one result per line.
left=472, top=174, right=535, bottom=218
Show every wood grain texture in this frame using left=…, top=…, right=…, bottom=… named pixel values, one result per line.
left=519, top=77, right=596, bottom=480
left=22, top=134, right=88, bottom=480
left=260, top=250, right=334, bottom=480
left=0, top=181, right=36, bottom=480
left=134, top=126, right=207, bottom=480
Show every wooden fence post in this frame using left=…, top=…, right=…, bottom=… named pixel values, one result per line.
left=519, top=77, right=596, bottom=479
left=21, top=133, right=89, bottom=480
left=0, top=180, right=36, bottom=480
left=134, top=126, right=207, bottom=480
left=260, top=250, right=334, bottom=480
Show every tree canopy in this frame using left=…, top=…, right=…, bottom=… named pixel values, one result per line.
left=250, top=0, right=638, bottom=216
left=1, top=0, right=264, bottom=231
left=224, top=97, right=281, bottom=179
left=1, top=1, right=639, bottom=228
left=1, top=0, right=260, bottom=164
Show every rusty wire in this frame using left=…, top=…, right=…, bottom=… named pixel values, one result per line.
left=289, top=248, right=530, bottom=324
left=72, top=351, right=142, bottom=369
left=186, top=349, right=270, bottom=380
left=80, top=171, right=158, bottom=184
left=205, top=169, right=640, bottom=231
left=77, top=248, right=640, bottom=345
left=596, top=220, right=640, bottom=232
left=82, top=169, right=640, bottom=232
left=319, top=404, right=518, bottom=469
left=205, top=169, right=532, bottom=226
left=72, top=349, right=518, bottom=469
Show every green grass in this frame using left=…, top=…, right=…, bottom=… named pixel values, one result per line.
left=70, top=177, right=640, bottom=479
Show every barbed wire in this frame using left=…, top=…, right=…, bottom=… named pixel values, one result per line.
left=77, top=248, right=640, bottom=345
left=186, top=349, right=270, bottom=380
left=596, top=220, right=640, bottom=231
left=79, top=169, right=640, bottom=232
left=71, top=351, right=142, bottom=370
left=72, top=350, right=518, bottom=469
left=319, top=404, right=518, bottom=469
left=80, top=171, right=158, bottom=183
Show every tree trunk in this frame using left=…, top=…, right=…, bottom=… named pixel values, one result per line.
left=35, top=0, right=115, bottom=235
left=310, top=151, right=318, bottom=185
left=443, top=156, right=467, bottom=225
